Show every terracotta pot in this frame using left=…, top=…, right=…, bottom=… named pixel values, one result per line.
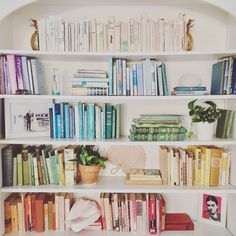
left=79, top=164, right=100, bottom=184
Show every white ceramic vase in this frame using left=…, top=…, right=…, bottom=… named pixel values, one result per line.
left=196, top=122, right=215, bottom=140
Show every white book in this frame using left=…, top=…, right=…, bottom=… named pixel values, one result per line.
left=141, top=12, right=148, bottom=51
left=76, top=22, right=80, bottom=51
left=91, top=18, right=97, bottom=52
left=150, top=60, right=157, bottom=95
left=26, top=59, right=34, bottom=94
left=55, top=194, right=60, bottom=230
left=30, top=59, right=39, bottom=94
left=74, top=22, right=78, bottom=52
left=17, top=202, right=24, bottom=232
left=58, top=18, right=65, bottom=51
left=164, top=20, right=170, bottom=52
left=169, top=19, right=175, bottom=52
left=104, top=23, right=108, bottom=52
left=59, top=194, right=65, bottom=231
left=70, top=23, right=75, bottom=51
left=38, top=18, right=46, bottom=51
left=85, top=18, right=90, bottom=51
left=121, top=22, right=128, bottom=52
left=64, top=21, right=69, bottom=52
left=21, top=56, right=30, bottom=91
left=49, top=16, right=56, bottom=51
left=107, top=16, right=115, bottom=51
left=122, top=59, right=127, bottom=95
left=113, top=64, right=117, bottom=95
left=64, top=147, right=75, bottom=185
left=158, top=18, right=165, bottom=52
left=65, top=194, right=71, bottom=230
left=114, top=20, right=121, bottom=51
left=46, top=157, right=53, bottom=184
left=45, top=18, right=51, bottom=51
left=44, top=203, right=49, bottom=231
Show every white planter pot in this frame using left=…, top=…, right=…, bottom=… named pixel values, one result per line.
left=196, top=122, right=215, bottom=140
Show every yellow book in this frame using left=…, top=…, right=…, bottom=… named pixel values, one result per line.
left=201, top=146, right=211, bottom=187
left=57, top=149, right=65, bottom=186
left=209, top=147, right=222, bottom=186
left=189, top=146, right=201, bottom=186
left=10, top=199, right=18, bottom=232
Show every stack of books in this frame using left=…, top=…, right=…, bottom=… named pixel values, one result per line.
left=100, top=192, right=166, bottom=234
left=71, top=69, right=108, bottom=96
left=109, top=58, right=168, bottom=96
left=38, top=13, right=188, bottom=52
left=171, top=86, right=208, bottom=96
left=126, top=168, right=163, bottom=185
left=1, top=145, right=82, bottom=187
left=160, top=146, right=231, bottom=187
left=211, top=56, right=236, bottom=95
left=0, top=55, right=45, bottom=95
left=129, top=114, right=187, bottom=141
left=4, top=192, right=74, bottom=233
left=50, top=102, right=121, bottom=139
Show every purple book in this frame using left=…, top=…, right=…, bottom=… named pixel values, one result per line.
left=15, top=55, right=24, bottom=90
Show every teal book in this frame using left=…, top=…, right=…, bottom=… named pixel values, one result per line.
left=41, top=145, right=53, bottom=184
left=116, top=104, right=121, bottom=139
left=161, top=63, right=169, bottom=95
left=88, top=103, right=95, bottom=139
left=102, top=104, right=106, bottom=139
left=211, top=61, right=225, bottom=95
left=64, top=103, right=70, bottom=139
left=106, top=104, right=113, bottom=139
left=84, top=105, right=88, bottom=139
left=112, top=107, right=116, bottom=139
left=78, top=102, right=84, bottom=139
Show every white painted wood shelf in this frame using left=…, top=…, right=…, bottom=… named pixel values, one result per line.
left=1, top=94, right=236, bottom=101
left=1, top=136, right=236, bottom=146
left=1, top=49, right=236, bottom=61
left=5, top=221, right=233, bottom=236
left=1, top=176, right=236, bottom=194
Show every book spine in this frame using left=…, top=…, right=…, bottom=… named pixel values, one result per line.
left=15, top=56, right=24, bottom=90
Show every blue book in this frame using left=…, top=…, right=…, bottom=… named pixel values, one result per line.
left=112, top=107, right=116, bottom=139
left=64, top=103, right=70, bottom=139
left=223, top=59, right=229, bottom=95
left=132, top=64, right=138, bottom=96
left=53, top=103, right=61, bottom=138
left=211, top=61, right=225, bottom=95
left=78, top=102, right=84, bottom=139
left=231, top=58, right=236, bottom=94
left=60, top=103, right=65, bottom=138
left=84, top=105, right=88, bottom=139
left=88, top=104, right=95, bottom=139
left=161, top=63, right=169, bottom=95
left=108, top=57, right=113, bottom=95
left=52, top=104, right=57, bottom=138
left=117, top=59, right=123, bottom=95
left=137, top=63, right=144, bottom=96
left=56, top=114, right=62, bottom=138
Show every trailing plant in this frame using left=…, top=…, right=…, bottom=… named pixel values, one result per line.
left=78, top=145, right=106, bottom=169
left=188, top=99, right=221, bottom=123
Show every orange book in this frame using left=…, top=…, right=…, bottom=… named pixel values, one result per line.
left=4, top=193, right=18, bottom=233
left=48, top=195, right=54, bottom=230
left=35, top=193, right=47, bottom=232
left=209, top=147, right=222, bottom=186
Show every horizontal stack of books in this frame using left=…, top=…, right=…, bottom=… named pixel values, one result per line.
left=160, top=146, right=231, bottom=187
left=0, top=55, right=45, bottom=95
left=38, top=13, right=188, bottom=52
left=50, top=102, right=121, bottom=139
left=100, top=192, right=166, bottom=234
left=171, top=86, right=208, bottom=96
left=211, top=56, right=236, bottom=95
left=71, top=69, right=108, bottom=96
left=4, top=192, right=75, bottom=233
left=2, top=145, right=83, bottom=187
left=129, top=114, right=187, bottom=141
left=109, top=58, right=168, bottom=96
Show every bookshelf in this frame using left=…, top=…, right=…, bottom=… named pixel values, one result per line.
left=0, top=0, right=236, bottom=236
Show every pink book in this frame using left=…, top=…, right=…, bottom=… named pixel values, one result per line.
left=6, top=55, right=17, bottom=94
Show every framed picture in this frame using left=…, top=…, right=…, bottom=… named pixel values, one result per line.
left=198, top=193, right=227, bottom=227
left=5, top=99, right=51, bottom=138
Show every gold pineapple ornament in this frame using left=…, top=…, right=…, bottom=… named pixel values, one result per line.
left=30, top=18, right=39, bottom=51
left=186, top=19, right=194, bottom=51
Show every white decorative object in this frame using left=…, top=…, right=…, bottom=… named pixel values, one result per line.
left=196, top=122, right=215, bottom=140
left=52, top=67, right=61, bottom=95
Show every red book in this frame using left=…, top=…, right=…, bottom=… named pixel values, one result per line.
left=165, top=213, right=194, bottom=230
left=149, top=193, right=156, bottom=234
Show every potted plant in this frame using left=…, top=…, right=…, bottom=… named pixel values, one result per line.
left=78, top=145, right=106, bottom=185
left=188, top=99, right=221, bottom=140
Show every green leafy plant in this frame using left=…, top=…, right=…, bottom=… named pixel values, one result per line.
left=188, top=99, right=221, bottom=123
left=78, top=145, right=106, bottom=169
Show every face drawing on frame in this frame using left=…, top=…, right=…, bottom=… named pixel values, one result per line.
left=202, top=194, right=221, bottom=222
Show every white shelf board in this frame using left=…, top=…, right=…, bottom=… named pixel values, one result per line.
left=1, top=176, right=236, bottom=193
left=5, top=221, right=233, bottom=236
left=1, top=49, right=236, bottom=61
left=1, top=136, right=236, bottom=146
left=1, top=94, right=236, bottom=101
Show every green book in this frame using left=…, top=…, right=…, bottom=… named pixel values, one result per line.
left=49, top=149, right=60, bottom=185
left=129, top=133, right=186, bottom=141
left=22, top=149, right=29, bottom=185
left=28, top=153, right=35, bottom=186
left=17, top=153, right=23, bottom=186
left=131, top=125, right=187, bottom=134
left=116, top=104, right=121, bottom=139
left=226, top=110, right=235, bottom=138
left=112, top=107, right=116, bottom=139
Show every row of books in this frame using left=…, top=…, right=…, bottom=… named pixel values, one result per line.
left=71, top=69, right=108, bottom=96
left=100, top=193, right=165, bottom=234
left=171, top=86, right=208, bottom=96
left=4, top=192, right=74, bottom=233
left=109, top=58, right=168, bottom=96
left=50, top=102, right=121, bottom=139
left=160, top=146, right=231, bottom=187
left=2, top=145, right=81, bottom=187
left=38, top=13, right=188, bottom=52
left=211, top=56, right=236, bottom=95
left=129, top=114, right=186, bottom=141
left=0, top=55, right=45, bottom=95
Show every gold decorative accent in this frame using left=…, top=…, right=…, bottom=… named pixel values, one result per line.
left=30, top=19, right=39, bottom=51
left=186, top=19, right=194, bottom=51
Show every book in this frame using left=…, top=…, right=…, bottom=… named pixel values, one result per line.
left=165, top=213, right=194, bottom=230
left=130, top=125, right=186, bottom=134
left=128, top=168, right=162, bottom=181
left=211, top=61, right=225, bottom=95
left=129, top=133, right=186, bottom=141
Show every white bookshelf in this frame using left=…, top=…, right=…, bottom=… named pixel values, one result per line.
left=1, top=0, right=236, bottom=236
